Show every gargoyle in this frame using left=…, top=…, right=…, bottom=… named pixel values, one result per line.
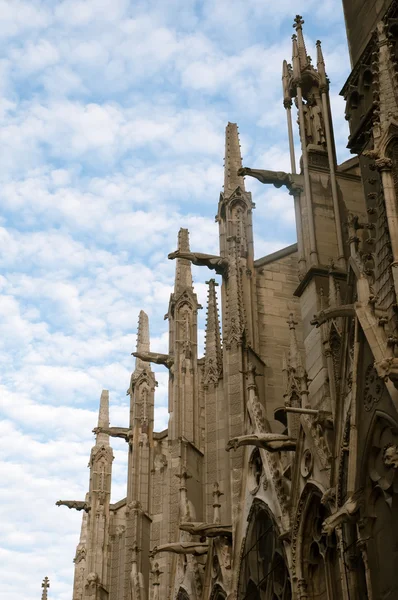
left=56, top=500, right=90, bottom=512
left=322, top=489, right=363, bottom=535
left=238, top=167, right=293, bottom=189
left=132, top=351, right=174, bottom=371
left=375, top=357, right=398, bottom=385
left=179, top=522, right=232, bottom=539
left=150, top=542, right=208, bottom=557
left=168, top=250, right=228, bottom=276
left=383, top=444, right=398, bottom=469
left=310, top=305, right=355, bottom=328
left=225, top=433, right=296, bottom=452
left=314, top=410, right=334, bottom=431
left=92, top=426, right=132, bottom=441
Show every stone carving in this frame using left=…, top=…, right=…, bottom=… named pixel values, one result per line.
left=41, top=576, right=50, bottom=600
left=310, top=304, right=355, bottom=327
left=375, top=356, right=398, bottom=387
left=368, top=418, right=398, bottom=492
left=132, top=351, right=174, bottom=371
left=321, top=487, right=336, bottom=506
left=363, top=363, right=383, bottom=411
left=226, top=433, right=296, bottom=452
left=302, top=415, right=332, bottom=468
left=56, top=500, right=90, bottom=512
left=150, top=542, right=209, bottom=557
left=306, top=94, right=326, bottom=147
left=322, top=490, right=363, bottom=534
left=168, top=250, right=228, bottom=275
left=300, top=449, right=313, bottom=478
left=93, top=426, right=132, bottom=441
left=237, top=167, right=292, bottom=189
left=179, top=522, right=232, bottom=538
left=86, top=572, right=99, bottom=588
left=74, top=547, right=86, bottom=564
left=383, top=444, right=398, bottom=469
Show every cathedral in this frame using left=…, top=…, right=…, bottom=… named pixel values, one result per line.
left=57, top=2, right=398, bottom=599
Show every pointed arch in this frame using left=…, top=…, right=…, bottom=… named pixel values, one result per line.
left=209, top=583, right=227, bottom=600
left=237, top=499, right=291, bottom=600
left=358, top=411, right=398, bottom=599
left=176, top=587, right=190, bottom=600
left=292, top=484, right=343, bottom=600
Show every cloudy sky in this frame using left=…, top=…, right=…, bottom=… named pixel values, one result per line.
left=0, top=1, right=352, bottom=598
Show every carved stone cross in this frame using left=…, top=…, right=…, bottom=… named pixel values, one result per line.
left=293, top=15, right=304, bottom=30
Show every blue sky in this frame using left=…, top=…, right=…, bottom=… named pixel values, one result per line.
left=0, top=1, right=352, bottom=598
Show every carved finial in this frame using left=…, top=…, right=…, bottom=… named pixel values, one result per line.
left=151, top=562, right=163, bottom=600
left=96, top=390, right=110, bottom=446
left=224, top=122, right=245, bottom=196
left=204, top=279, right=223, bottom=386
left=151, top=562, right=163, bottom=586
left=41, top=577, right=50, bottom=600
left=174, top=228, right=193, bottom=295
left=293, top=15, right=304, bottom=30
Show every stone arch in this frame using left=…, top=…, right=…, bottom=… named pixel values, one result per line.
left=237, top=499, right=291, bottom=600
left=292, top=484, right=343, bottom=600
left=358, top=411, right=398, bottom=599
left=209, top=583, right=227, bottom=600
left=176, top=587, right=190, bottom=600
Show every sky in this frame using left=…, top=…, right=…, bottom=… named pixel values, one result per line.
left=0, top=1, right=353, bottom=599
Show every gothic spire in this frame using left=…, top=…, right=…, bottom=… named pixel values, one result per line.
left=224, top=122, right=245, bottom=196
left=282, top=60, right=291, bottom=107
left=96, top=390, right=110, bottom=446
left=174, top=228, right=193, bottom=296
left=293, top=15, right=308, bottom=71
left=287, top=313, right=300, bottom=371
left=134, top=310, right=151, bottom=373
left=204, top=279, right=222, bottom=384
left=316, top=40, right=328, bottom=89
left=291, top=33, right=301, bottom=82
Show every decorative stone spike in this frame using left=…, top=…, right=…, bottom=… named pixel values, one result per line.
left=291, top=34, right=301, bottom=82
left=224, top=122, right=245, bottom=196
left=282, top=60, right=292, bottom=107
left=96, top=390, right=110, bottom=446
left=316, top=40, right=329, bottom=90
left=204, top=279, right=223, bottom=386
left=174, top=228, right=193, bottom=295
left=287, top=313, right=299, bottom=371
left=134, top=310, right=151, bottom=373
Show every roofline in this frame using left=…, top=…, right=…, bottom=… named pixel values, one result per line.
left=254, top=243, right=298, bottom=268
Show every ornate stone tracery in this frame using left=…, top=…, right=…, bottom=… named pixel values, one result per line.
left=237, top=500, right=292, bottom=600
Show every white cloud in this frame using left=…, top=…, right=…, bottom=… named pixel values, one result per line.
left=0, top=1, right=352, bottom=598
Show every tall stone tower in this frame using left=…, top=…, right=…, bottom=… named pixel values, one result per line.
left=57, top=8, right=398, bottom=600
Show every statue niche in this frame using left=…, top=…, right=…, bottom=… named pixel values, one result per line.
left=237, top=500, right=291, bottom=600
